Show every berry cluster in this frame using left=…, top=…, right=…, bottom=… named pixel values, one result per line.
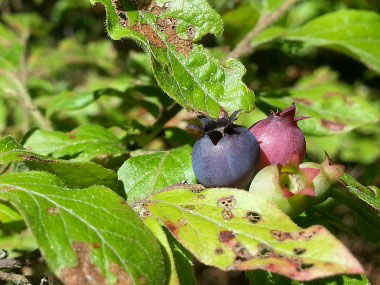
left=191, top=104, right=344, bottom=217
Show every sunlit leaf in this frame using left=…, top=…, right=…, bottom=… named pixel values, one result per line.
left=118, top=145, right=196, bottom=203
left=142, top=186, right=364, bottom=281
left=0, top=172, right=166, bottom=284
left=0, top=136, right=118, bottom=189
left=286, top=10, right=380, bottom=74
left=24, top=125, right=126, bottom=161
left=89, top=0, right=254, bottom=117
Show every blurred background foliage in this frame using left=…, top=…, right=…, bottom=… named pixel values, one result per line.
left=0, top=0, right=380, bottom=283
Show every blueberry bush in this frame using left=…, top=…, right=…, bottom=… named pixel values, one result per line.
left=0, top=0, right=379, bottom=284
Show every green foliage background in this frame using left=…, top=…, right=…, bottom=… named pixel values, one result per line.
left=0, top=0, right=380, bottom=284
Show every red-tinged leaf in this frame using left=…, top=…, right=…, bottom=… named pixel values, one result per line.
left=142, top=186, right=364, bottom=281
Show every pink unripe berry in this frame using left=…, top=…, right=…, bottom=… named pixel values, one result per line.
left=249, top=103, right=307, bottom=168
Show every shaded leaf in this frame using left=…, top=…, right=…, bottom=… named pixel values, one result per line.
left=24, top=125, right=126, bottom=161
left=0, top=172, right=166, bottom=284
left=251, top=26, right=286, bottom=48
left=90, top=0, right=254, bottom=117
left=0, top=136, right=118, bottom=189
left=249, top=0, right=284, bottom=14
left=118, top=145, right=196, bottom=203
left=332, top=174, right=380, bottom=230
left=143, top=187, right=364, bottom=281
left=286, top=10, right=380, bottom=74
left=247, top=270, right=370, bottom=285
left=144, top=216, right=180, bottom=285
left=0, top=202, right=22, bottom=224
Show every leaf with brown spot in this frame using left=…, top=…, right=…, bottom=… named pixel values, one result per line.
left=89, top=0, right=254, bottom=117
left=145, top=187, right=364, bottom=281
left=0, top=172, right=166, bottom=284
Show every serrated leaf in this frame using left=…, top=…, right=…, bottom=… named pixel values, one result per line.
left=143, top=187, right=364, bottom=281
left=90, top=0, right=254, bottom=117
left=247, top=270, right=370, bottom=285
left=0, top=172, right=166, bottom=284
left=118, top=145, right=196, bottom=203
left=0, top=136, right=118, bottom=189
left=286, top=10, right=380, bottom=74
left=24, top=125, right=126, bottom=161
left=258, top=81, right=380, bottom=136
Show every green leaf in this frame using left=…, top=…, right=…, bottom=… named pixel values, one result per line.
left=0, top=136, right=118, bottom=189
left=23, top=125, right=126, bottom=161
left=0, top=202, right=22, bottom=224
left=90, top=0, right=254, bottom=117
left=144, top=216, right=181, bottom=285
left=332, top=174, right=380, bottom=229
left=248, top=0, right=284, bottom=13
left=251, top=26, right=286, bottom=48
left=247, top=270, right=370, bottom=285
left=222, top=4, right=260, bottom=45
left=143, top=187, right=364, bottom=281
left=118, top=145, right=196, bottom=203
left=286, top=10, right=380, bottom=74
left=258, top=69, right=380, bottom=136
left=0, top=172, right=166, bottom=284
left=165, top=227, right=195, bottom=285
left=0, top=23, right=24, bottom=71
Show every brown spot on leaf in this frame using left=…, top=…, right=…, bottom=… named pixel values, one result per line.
left=233, top=242, right=253, bottom=262
left=137, top=276, right=148, bottom=284
left=297, top=262, right=314, bottom=272
left=219, top=231, right=235, bottom=243
left=164, top=221, right=178, bottom=237
left=183, top=205, right=195, bottom=211
left=197, top=194, right=205, bottom=199
left=60, top=242, right=106, bottom=285
left=133, top=23, right=165, bottom=48
left=294, top=98, right=312, bottom=106
left=324, top=92, right=354, bottom=105
left=109, top=263, right=133, bottom=285
left=293, top=248, right=306, bottom=255
left=188, top=185, right=205, bottom=193
left=245, top=211, right=261, bottom=224
left=256, top=243, right=274, bottom=258
left=215, top=247, right=224, bottom=255
left=186, top=25, right=195, bottom=39
left=92, top=242, right=100, bottom=249
left=156, top=17, right=193, bottom=56
left=271, top=227, right=320, bottom=242
left=22, top=154, right=54, bottom=163
left=217, top=196, right=236, bottom=210
left=321, top=119, right=345, bottom=131
left=222, top=209, right=234, bottom=220
left=47, top=207, right=59, bottom=215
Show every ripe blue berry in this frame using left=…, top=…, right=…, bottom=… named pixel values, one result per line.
left=191, top=111, right=260, bottom=188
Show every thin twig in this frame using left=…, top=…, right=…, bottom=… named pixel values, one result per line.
left=225, top=0, right=300, bottom=60
left=0, top=249, right=41, bottom=270
left=3, top=71, right=52, bottom=130
left=0, top=271, right=31, bottom=285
